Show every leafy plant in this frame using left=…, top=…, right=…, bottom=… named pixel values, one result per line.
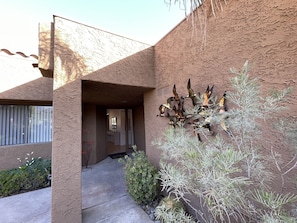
left=0, top=169, right=22, bottom=196
left=272, top=117, right=297, bottom=190
left=252, top=189, right=297, bottom=222
left=155, top=195, right=195, bottom=223
left=0, top=153, right=51, bottom=197
left=154, top=61, right=296, bottom=222
left=21, top=158, right=51, bottom=189
left=119, top=145, right=159, bottom=204
left=225, top=61, right=292, bottom=190
left=154, top=126, right=251, bottom=222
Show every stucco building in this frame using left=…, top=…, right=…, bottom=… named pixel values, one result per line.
left=1, top=0, right=297, bottom=222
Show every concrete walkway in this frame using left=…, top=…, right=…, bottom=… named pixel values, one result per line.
left=0, top=187, right=51, bottom=223
left=0, top=157, right=152, bottom=223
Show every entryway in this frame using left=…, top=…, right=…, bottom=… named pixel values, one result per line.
left=106, top=109, right=134, bottom=155
left=82, top=80, right=148, bottom=165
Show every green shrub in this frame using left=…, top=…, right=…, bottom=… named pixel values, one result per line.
left=0, top=169, right=22, bottom=196
left=0, top=158, right=51, bottom=197
left=120, top=146, right=159, bottom=204
left=20, top=158, right=51, bottom=190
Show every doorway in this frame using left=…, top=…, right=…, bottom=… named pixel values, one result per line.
left=106, top=109, right=134, bottom=155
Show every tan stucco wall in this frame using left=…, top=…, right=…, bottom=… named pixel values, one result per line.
left=145, top=0, right=297, bottom=166
left=51, top=17, right=83, bottom=222
left=52, top=79, right=82, bottom=223
left=0, top=143, right=51, bottom=171
left=133, top=106, right=146, bottom=151
left=51, top=16, right=155, bottom=88
left=84, top=46, right=155, bottom=88
left=0, top=77, right=52, bottom=105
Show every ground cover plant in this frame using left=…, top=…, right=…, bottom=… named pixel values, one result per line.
left=0, top=152, right=51, bottom=198
left=154, top=61, right=297, bottom=222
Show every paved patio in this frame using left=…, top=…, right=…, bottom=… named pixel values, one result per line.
left=0, top=157, right=152, bottom=223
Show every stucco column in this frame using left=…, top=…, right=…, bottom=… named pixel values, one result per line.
left=51, top=79, right=82, bottom=223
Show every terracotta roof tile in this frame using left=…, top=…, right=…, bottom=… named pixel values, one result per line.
left=0, top=49, right=38, bottom=60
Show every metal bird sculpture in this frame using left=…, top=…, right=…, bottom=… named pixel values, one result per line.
left=202, top=85, right=214, bottom=108
left=158, top=78, right=232, bottom=142
left=173, top=84, right=179, bottom=101
left=187, top=79, right=200, bottom=106
left=158, top=84, right=186, bottom=127
left=219, top=91, right=227, bottom=114
left=218, top=91, right=233, bottom=137
left=172, top=84, right=186, bottom=124
left=158, top=97, right=174, bottom=117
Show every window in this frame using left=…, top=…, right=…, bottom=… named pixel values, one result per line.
left=0, top=105, right=52, bottom=146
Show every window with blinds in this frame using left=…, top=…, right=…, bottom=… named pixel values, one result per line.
left=0, top=105, right=53, bottom=146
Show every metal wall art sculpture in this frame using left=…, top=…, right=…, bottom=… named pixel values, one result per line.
left=158, top=79, right=232, bottom=141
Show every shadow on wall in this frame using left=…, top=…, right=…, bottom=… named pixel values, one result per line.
left=40, top=30, right=155, bottom=90
left=39, top=24, right=88, bottom=86
left=54, top=30, right=88, bottom=86
left=39, top=17, right=156, bottom=90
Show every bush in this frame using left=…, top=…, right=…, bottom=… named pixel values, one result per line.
left=0, top=158, right=51, bottom=197
left=20, top=158, right=51, bottom=190
left=0, top=169, right=22, bottom=196
left=120, top=146, right=159, bottom=204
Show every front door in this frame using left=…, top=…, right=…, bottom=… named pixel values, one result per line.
left=106, top=109, right=134, bottom=155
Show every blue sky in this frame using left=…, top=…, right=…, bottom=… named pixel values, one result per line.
left=1, top=0, right=187, bottom=54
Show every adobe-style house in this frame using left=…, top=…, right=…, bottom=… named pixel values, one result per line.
left=1, top=0, right=297, bottom=222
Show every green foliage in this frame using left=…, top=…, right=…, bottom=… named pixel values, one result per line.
left=155, top=195, right=195, bottom=223
left=275, top=117, right=297, bottom=154
left=0, top=169, right=22, bottom=196
left=120, top=146, right=159, bottom=204
left=154, top=61, right=296, bottom=222
left=253, top=190, right=297, bottom=214
left=272, top=117, right=297, bottom=190
left=155, top=126, right=251, bottom=222
left=252, top=189, right=297, bottom=222
left=0, top=157, right=51, bottom=197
